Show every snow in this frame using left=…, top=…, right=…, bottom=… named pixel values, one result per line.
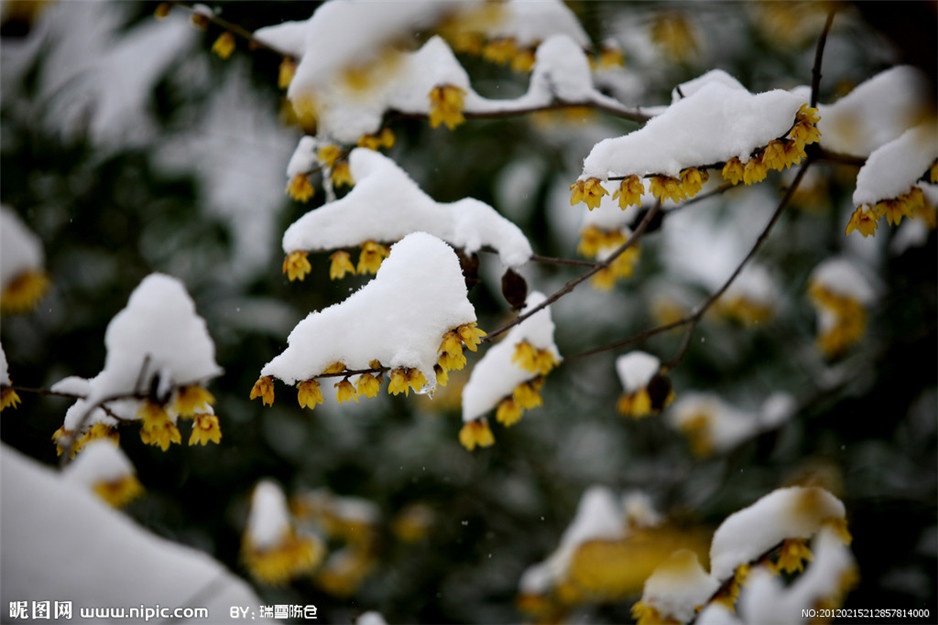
left=808, top=257, right=877, bottom=304
left=62, top=439, right=134, bottom=486
left=263, top=232, right=476, bottom=388
left=0, top=206, right=44, bottom=289
left=355, top=612, right=388, bottom=625
left=581, top=79, right=806, bottom=179
left=640, top=549, right=720, bottom=623
left=528, top=34, right=594, bottom=102
left=736, top=528, right=856, bottom=624
left=852, top=121, right=938, bottom=207
left=615, top=351, right=661, bottom=393
left=1, top=444, right=267, bottom=622
left=461, top=291, right=559, bottom=422
left=519, top=485, right=626, bottom=593
left=247, top=480, right=291, bottom=550
left=484, top=0, right=589, bottom=48
left=0, top=342, right=10, bottom=386
left=818, top=66, right=931, bottom=157
left=85, top=273, right=221, bottom=406
left=709, top=486, right=846, bottom=581
left=666, top=392, right=762, bottom=453
left=283, top=148, right=533, bottom=270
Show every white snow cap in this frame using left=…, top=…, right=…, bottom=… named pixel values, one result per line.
left=737, top=527, right=856, bottom=625
left=247, top=480, right=292, bottom=550
left=709, top=486, right=846, bottom=582
left=818, top=65, right=932, bottom=157
left=852, top=120, right=937, bottom=207
left=666, top=392, right=764, bottom=455
left=461, top=291, right=560, bottom=422
left=615, top=351, right=661, bottom=393
left=62, top=439, right=135, bottom=487
left=355, top=612, right=388, bottom=625
left=640, top=549, right=720, bottom=623
left=0, top=341, right=10, bottom=387
left=808, top=257, right=877, bottom=304
left=580, top=76, right=807, bottom=179
left=1, top=206, right=44, bottom=290
left=484, top=0, right=589, bottom=48
left=283, top=148, right=532, bottom=270
left=264, top=232, right=476, bottom=389
left=86, top=273, right=221, bottom=405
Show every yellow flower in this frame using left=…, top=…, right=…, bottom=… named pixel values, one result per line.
left=357, top=240, right=389, bottom=275
left=845, top=206, right=879, bottom=237
left=631, top=601, right=677, bottom=625
left=433, top=364, right=449, bottom=387
left=496, top=397, right=523, bottom=426
left=650, top=11, right=698, bottom=63
left=577, top=225, right=604, bottom=257
left=713, top=563, right=750, bottom=610
left=329, top=250, right=356, bottom=280
left=138, top=402, right=181, bottom=451
left=297, top=379, right=325, bottom=409
left=282, top=250, right=312, bottom=282
left=595, top=47, right=625, bottom=69
left=773, top=538, right=813, bottom=574
left=761, top=140, right=788, bottom=171
left=357, top=128, right=395, bottom=150
left=716, top=295, right=774, bottom=325
left=93, top=475, right=144, bottom=508
left=456, top=322, right=486, bottom=352
left=511, top=340, right=558, bottom=375
left=930, top=160, right=938, bottom=184
left=429, top=84, right=467, bottom=130
left=482, top=38, right=518, bottom=65
left=459, top=419, right=495, bottom=450
left=335, top=379, right=358, bottom=403
left=174, top=385, right=215, bottom=417
left=592, top=245, right=641, bottom=289
left=438, top=331, right=467, bottom=371
left=317, top=144, right=342, bottom=169
left=877, top=187, right=924, bottom=226
left=211, top=32, right=236, bottom=59
left=617, top=389, right=653, bottom=418
left=570, top=177, right=609, bottom=210
left=1, top=269, right=51, bottom=314
left=823, top=516, right=853, bottom=545
left=356, top=372, right=381, bottom=398
left=721, top=157, right=745, bottom=185
left=243, top=531, right=325, bottom=586
left=71, top=422, right=119, bottom=457
left=285, top=173, right=314, bottom=202
left=613, top=174, right=645, bottom=209
left=512, top=379, right=543, bottom=410
left=250, top=376, right=275, bottom=406
left=649, top=175, right=686, bottom=203
left=278, top=57, right=296, bottom=89
left=510, top=49, right=536, bottom=73
left=1, top=386, right=21, bottom=411
left=387, top=368, right=427, bottom=396
left=323, top=361, right=347, bottom=375
left=331, top=161, right=353, bottom=188
left=789, top=104, right=822, bottom=148
left=679, top=167, right=709, bottom=198
left=742, top=156, right=769, bottom=185
left=154, top=3, right=172, bottom=19
left=189, top=412, right=222, bottom=446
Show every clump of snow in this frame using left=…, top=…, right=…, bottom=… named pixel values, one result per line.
left=808, top=257, right=877, bottom=304
left=355, top=612, right=388, bottom=625
left=736, top=528, right=856, bottom=625
left=481, top=0, right=589, bottom=48
left=62, top=439, right=135, bottom=487
left=283, top=148, right=532, bottom=270
left=640, top=550, right=720, bottom=623
left=247, top=480, right=292, bottom=550
left=709, top=486, right=846, bottom=581
left=0, top=206, right=44, bottom=291
left=0, top=342, right=11, bottom=387
left=852, top=121, right=937, bottom=207
left=263, top=232, right=476, bottom=389
left=580, top=79, right=806, bottom=179
left=461, top=291, right=560, bottom=422
left=84, top=273, right=221, bottom=406
left=615, top=351, right=661, bottom=393
left=528, top=34, right=594, bottom=102
left=818, top=66, right=931, bottom=157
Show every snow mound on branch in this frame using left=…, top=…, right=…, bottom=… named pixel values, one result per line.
left=85, top=273, right=221, bottom=405
left=263, top=232, right=476, bottom=389
left=461, top=291, right=560, bottom=422
left=0, top=206, right=44, bottom=290
left=580, top=79, right=806, bottom=179
left=283, top=148, right=532, bottom=270
left=852, top=120, right=938, bottom=206
left=246, top=480, right=292, bottom=550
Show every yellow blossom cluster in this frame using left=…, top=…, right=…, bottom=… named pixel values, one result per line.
left=93, top=474, right=144, bottom=508
left=281, top=240, right=393, bottom=283
left=808, top=282, right=868, bottom=358
left=713, top=294, right=774, bottom=326
left=429, top=84, right=468, bottom=130
left=617, top=372, right=675, bottom=419
left=578, top=226, right=643, bottom=291
left=846, top=179, right=936, bottom=238
left=1, top=269, right=51, bottom=315
left=285, top=173, right=315, bottom=202
left=252, top=322, right=486, bottom=410
left=53, top=384, right=220, bottom=456
left=1, top=385, right=21, bottom=411
left=650, top=11, right=699, bottom=63
left=211, top=32, right=236, bottom=60
left=242, top=529, right=325, bottom=586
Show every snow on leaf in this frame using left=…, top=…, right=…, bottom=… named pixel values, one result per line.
left=282, top=148, right=532, bottom=270
left=262, top=232, right=476, bottom=390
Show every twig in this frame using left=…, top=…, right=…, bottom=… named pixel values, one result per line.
left=810, top=9, right=838, bottom=108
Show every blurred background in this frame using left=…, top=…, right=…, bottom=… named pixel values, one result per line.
left=1, top=1, right=935, bottom=623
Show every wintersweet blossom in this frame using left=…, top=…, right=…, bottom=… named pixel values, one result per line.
left=615, top=352, right=674, bottom=419
left=458, top=418, right=496, bottom=450
left=285, top=173, right=314, bottom=202
left=211, top=32, right=235, bottom=59
left=428, top=84, right=467, bottom=130
left=62, top=439, right=143, bottom=508
left=189, top=412, right=222, bottom=446
left=282, top=250, right=312, bottom=282
left=1, top=206, right=51, bottom=315
left=1, top=343, right=20, bottom=412
left=807, top=257, right=876, bottom=357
